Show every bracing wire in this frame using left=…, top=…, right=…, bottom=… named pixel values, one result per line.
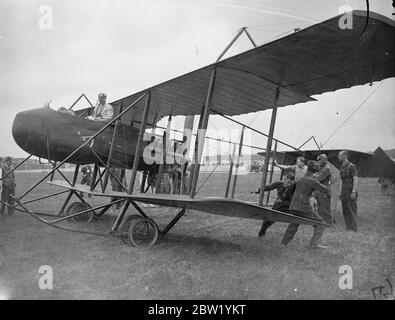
left=322, top=81, right=384, bottom=147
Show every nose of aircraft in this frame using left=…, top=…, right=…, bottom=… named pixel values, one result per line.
left=12, top=107, right=109, bottom=164
left=12, top=108, right=46, bottom=157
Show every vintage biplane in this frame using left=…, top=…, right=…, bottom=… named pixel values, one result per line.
left=4, top=10, right=395, bottom=247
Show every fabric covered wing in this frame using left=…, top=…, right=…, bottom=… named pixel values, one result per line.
left=76, top=10, right=395, bottom=127
left=220, top=11, right=395, bottom=97
left=49, top=180, right=330, bottom=226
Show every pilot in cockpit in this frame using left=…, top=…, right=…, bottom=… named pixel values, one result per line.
left=86, top=93, right=114, bottom=122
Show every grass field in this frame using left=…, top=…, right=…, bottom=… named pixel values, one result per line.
left=0, top=170, right=394, bottom=300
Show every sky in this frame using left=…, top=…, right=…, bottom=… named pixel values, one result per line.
left=0, top=0, right=394, bottom=158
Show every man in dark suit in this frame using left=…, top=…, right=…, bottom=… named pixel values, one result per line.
left=252, top=173, right=296, bottom=237
left=0, top=157, right=16, bottom=215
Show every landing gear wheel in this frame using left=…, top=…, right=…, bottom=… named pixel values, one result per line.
left=121, top=214, right=141, bottom=234
left=65, top=201, right=94, bottom=223
left=122, top=215, right=158, bottom=247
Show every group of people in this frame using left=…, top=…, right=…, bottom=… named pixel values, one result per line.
left=252, top=150, right=359, bottom=248
left=0, top=157, right=16, bottom=216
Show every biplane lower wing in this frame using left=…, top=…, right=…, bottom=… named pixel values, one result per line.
left=49, top=180, right=330, bottom=227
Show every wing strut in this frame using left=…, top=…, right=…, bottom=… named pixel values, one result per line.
left=230, top=126, right=245, bottom=199
left=266, top=140, right=278, bottom=205
left=190, top=68, right=217, bottom=197
left=224, top=142, right=237, bottom=198
left=216, top=27, right=257, bottom=63
left=258, top=87, right=280, bottom=206
left=128, top=92, right=151, bottom=193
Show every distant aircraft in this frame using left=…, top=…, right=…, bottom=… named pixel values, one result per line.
left=7, top=10, right=395, bottom=247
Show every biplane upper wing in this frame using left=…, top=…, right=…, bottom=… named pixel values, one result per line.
left=49, top=180, right=330, bottom=227
left=75, top=10, right=395, bottom=127
left=258, top=147, right=395, bottom=179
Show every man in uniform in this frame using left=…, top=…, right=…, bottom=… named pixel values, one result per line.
left=281, top=161, right=330, bottom=248
left=310, top=154, right=333, bottom=247
left=338, top=150, right=359, bottom=231
left=0, top=157, right=16, bottom=215
left=252, top=173, right=296, bottom=237
left=86, top=93, right=114, bottom=122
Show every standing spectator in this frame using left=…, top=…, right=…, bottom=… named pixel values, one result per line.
left=274, top=156, right=307, bottom=182
left=338, top=151, right=359, bottom=231
left=0, top=158, right=3, bottom=196
left=0, top=157, right=16, bottom=215
left=80, top=165, right=92, bottom=198
left=168, top=164, right=182, bottom=194
left=315, top=154, right=333, bottom=224
left=378, top=177, right=391, bottom=196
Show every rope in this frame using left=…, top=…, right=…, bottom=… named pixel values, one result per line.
left=294, top=100, right=322, bottom=144
left=322, top=81, right=383, bottom=147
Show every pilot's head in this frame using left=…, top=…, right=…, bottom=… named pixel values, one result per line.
left=5, top=156, right=12, bottom=166
left=98, top=93, right=107, bottom=104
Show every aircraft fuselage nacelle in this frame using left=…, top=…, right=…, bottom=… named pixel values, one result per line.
left=12, top=107, right=150, bottom=169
